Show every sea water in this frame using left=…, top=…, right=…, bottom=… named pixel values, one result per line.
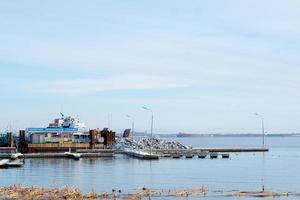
left=0, top=136, right=299, bottom=199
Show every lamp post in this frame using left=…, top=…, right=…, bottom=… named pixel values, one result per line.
left=255, top=113, right=265, bottom=148
left=142, top=106, right=153, bottom=154
left=126, top=115, right=134, bottom=146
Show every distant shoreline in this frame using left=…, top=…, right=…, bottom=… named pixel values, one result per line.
left=124, top=132, right=300, bottom=138
left=153, top=133, right=300, bottom=138
left=176, top=133, right=300, bottom=137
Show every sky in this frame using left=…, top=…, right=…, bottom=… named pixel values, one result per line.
left=0, top=0, right=300, bottom=134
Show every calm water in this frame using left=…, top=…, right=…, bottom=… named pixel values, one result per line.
left=1, top=136, right=300, bottom=199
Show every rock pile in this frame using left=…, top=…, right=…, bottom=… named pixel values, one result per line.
left=115, top=137, right=191, bottom=150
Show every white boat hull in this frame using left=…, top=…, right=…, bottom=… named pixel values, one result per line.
left=64, top=152, right=81, bottom=159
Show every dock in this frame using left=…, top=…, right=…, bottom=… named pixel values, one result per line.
left=24, top=151, right=114, bottom=158
left=0, top=147, right=267, bottom=159
left=24, top=152, right=113, bottom=158
left=150, top=147, right=268, bottom=155
left=0, top=149, right=115, bottom=159
left=115, top=147, right=268, bottom=159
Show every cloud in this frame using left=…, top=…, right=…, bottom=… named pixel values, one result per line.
left=25, top=74, right=191, bottom=96
left=3, top=32, right=300, bottom=96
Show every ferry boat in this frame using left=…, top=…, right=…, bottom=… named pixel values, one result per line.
left=24, top=114, right=115, bottom=153
left=27, top=113, right=89, bottom=144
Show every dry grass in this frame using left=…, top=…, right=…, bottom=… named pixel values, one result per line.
left=0, top=185, right=297, bottom=199
left=0, top=185, right=103, bottom=200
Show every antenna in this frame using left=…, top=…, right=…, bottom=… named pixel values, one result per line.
left=9, top=121, right=12, bottom=133
left=107, top=114, right=110, bottom=129
left=107, top=113, right=113, bottom=130
left=110, top=113, right=113, bottom=130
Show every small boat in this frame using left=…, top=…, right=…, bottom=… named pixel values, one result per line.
left=64, top=152, right=81, bottom=160
left=0, top=159, right=9, bottom=168
left=11, top=153, right=24, bottom=160
left=163, top=154, right=172, bottom=157
left=222, top=154, right=230, bottom=159
left=210, top=153, right=218, bottom=159
left=185, top=154, right=194, bottom=158
left=0, top=159, right=23, bottom=168
left=198, top=153, right=207, bottom=159
left=7, top=160, right=23, bottom=168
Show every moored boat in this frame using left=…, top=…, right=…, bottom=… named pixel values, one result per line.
left=0, top=159, right=23, bottom=168
left=11, top=153, right=24, bottom=160
left=7, top=160, right=23, bottom=167
left=0, top=159, right=9, bottom=168
left=64, top=152, right=81, bottom=160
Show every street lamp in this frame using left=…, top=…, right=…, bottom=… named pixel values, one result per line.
left=142, top=106, right=154, bottom=154
left=255, top=113, right=265, bottom=147
left=126, top=115, right=134, bottom=145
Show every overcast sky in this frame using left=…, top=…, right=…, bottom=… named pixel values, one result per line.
left=1, top=0, right=300, bottom=134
